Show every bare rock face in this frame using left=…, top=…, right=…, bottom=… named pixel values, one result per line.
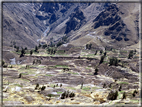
left=92, top=3, right=139, bottom=48
left=24, top=96, right=35, bottom=103
left=65, top=9, right=86, bottom=34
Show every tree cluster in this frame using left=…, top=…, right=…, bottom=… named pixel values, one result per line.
left=86, top=43, right=92, bottom=50
left=60, top=90, right=75, bottom=99
left=48, top=48, right=56, bottom=55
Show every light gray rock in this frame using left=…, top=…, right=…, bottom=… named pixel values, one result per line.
left=24, top=96, right=35, bottom=103
left=4, top=101, right=24, bottom=105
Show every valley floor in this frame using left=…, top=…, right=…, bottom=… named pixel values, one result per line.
left=2, top=47, right=141, bottom=106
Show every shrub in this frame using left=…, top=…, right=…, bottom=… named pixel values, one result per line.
left=2, top=60, right=5, bottom=66
left=33, top=59, right=41, bottom=65
left=132, top=90, right=138, bottom=97
left=80, top=82, right=83, bottom=89
left=128, top=50, right=134, bottom=59
left=19, top=73, right=22, bottom=78
left=26, top=65, right=30, bottom=69
left=16, top=46, right=19, bottom=52
left=122, top=92, right=126, bottom=99
left=107, top=90, right=118, bottom=100
left=103, top=83, right=106, bottom=88
left=30, top=50, right=33, bottom=56
left=118, top=85, right=122, bottom=91
left=94, top=50, right=98, bottom=55
left=94, top=68, right=98, bottom=75
left=100, top=50, right=103, bottom=55
left=109, top=57, right=118, bottom=66
left=35, top=83, right=39, bottom=90
left=104, top=52, right=107, bottom=56
left=34, top=46, right=38, bottom=52
left=61, top=91, right=75, bottom=99
left=41, top=85, right=46, bottom=91
left=99, top=56, right=105, bottom=64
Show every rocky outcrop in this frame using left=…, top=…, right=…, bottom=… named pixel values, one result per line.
left=65, top=9, right=86, bottom=34
left=92, top=3, right=139, bottom=47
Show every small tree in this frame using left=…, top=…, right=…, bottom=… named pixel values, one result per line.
left=86, top=44, right=89, bottom=49
left=89, top=43, right=92, bottom=50
left=14, top=45, right=17, bottom=48
left=20, top=48, right=25, bottom=57
left=109, top=83, right=112, bottom=88
left=35, top=83, right=39, bottom=90
left=19, top=73, right=22, bottom=78
left=107, top=90, right=118, bottom=100
left=132, top=90, right=138, bottom=97
left=16, top=46, right=19, bottom=52
left=25, top=47, right=27, bottom=50
left=30, top=50, right=33, bottom=56
left=2, top=60, right=5, bottom=66
left=94, top=50, right=98, bottom=55
left=103, top=83, right=106, bottom=88
left=104, top=52, right=107, bottom=56
left=94, top=68, right=98, bottom=75
left=41, top=85, right=46, bottom=91
left=35, top=46, right=38, bottom=52
left=109, top=57, right=118, bottom=66
left=38, top=44, right=41, bottom=48
left=122, top=92, right=126, bottom=99
left=47, top=94, right=52, bottom=100
left=80, top=82, right=83, bottom=89
left=100, top=50, right=103, bottom=55
left=128, top=50, right=134, bottom=59
left=118, top=85, right=122, bottom=91
left=99, top=56, right=105, bottom=64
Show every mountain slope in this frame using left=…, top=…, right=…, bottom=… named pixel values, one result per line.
left=68, top=3, right=140, bottom=49
left=3, top=3, right=46, bottom=49
left=2, top=3, right=140, bottom=49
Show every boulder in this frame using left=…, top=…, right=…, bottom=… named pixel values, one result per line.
left=24, top=96, right=35, bottom=103
left=90, top=89, right=109, bottom=103
left=6, top=86, right=22, bottom=93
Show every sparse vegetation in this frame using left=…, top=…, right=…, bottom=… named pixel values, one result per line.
left=3, top=3, right=140, bottom=105
left=109, top=57, right=118, bottom=66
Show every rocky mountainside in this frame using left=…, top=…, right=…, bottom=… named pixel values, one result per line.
left=3, top=3, right=140, bottom=49
left=3, top=3, right=46, bottom=49
left=3, top=2, right=111, bottom=49
left=68, top=3, right=140, bottom=49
